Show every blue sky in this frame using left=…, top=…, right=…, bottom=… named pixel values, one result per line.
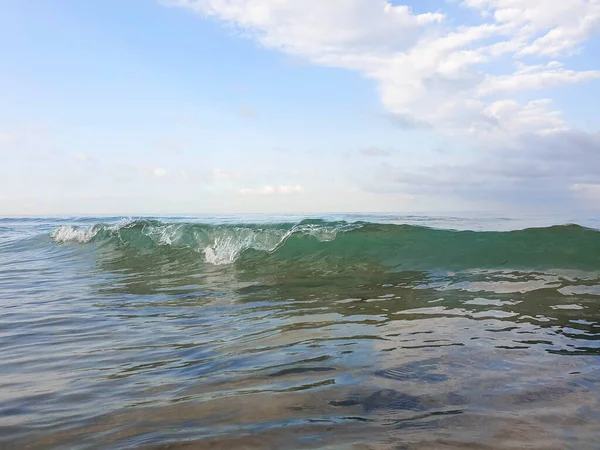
left=1, top=0, right=600, bottom=215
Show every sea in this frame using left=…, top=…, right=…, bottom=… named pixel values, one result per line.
left=1, top=213, right=600, bottom=449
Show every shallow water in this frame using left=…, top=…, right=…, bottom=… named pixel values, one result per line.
left=1, top=214, right=600, bottom=449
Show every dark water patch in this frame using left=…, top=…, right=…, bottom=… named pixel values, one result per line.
left=375, top=359, right=449, bottom=383
left=269, top=367, right=336, bottom=377
left=330, top=389, right=423, bottom=412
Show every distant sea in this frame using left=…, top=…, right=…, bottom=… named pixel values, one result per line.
left=2, top=213, right=600, bottom=449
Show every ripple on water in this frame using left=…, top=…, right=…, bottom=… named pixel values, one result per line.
left=2, top=217, right=600, bottom=448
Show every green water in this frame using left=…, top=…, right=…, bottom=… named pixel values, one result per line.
left=1, top=215, right=600, bottom=449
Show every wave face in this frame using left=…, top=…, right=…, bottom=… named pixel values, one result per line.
left=50, top=219, right=600, bottom=271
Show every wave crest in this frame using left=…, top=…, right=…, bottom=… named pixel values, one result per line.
left=50, top=220, right=360, bottom=265
left=49, top=220, right=600, bottom=270
left=50, top=219, right=135, bottom=244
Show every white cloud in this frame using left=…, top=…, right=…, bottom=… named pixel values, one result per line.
left=154, top=167, right=167, bottom=178
left=278, top=184, right=304, bottom=194
left=169, top=0, right=443, bottom=57
left=239, top=184, right=304, bottom=195
left=463, top=0, right=600, bottom=57
left=480, top=99, right=567, bottom=138
left=478, top=62, right=600, bottom=96
left=73, top=152, right=91, bottom=161
left=213, top=168, right=238, bottom=181
left=168, top=0, right=600, bottom=137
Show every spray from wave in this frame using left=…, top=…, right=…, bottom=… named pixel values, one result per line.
left=51, top=225, right=100, bottom=244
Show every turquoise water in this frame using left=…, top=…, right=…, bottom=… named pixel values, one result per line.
left=1, top=214, right=600, bottom=449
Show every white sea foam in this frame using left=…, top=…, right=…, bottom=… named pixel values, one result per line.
left=51, top=225, right=99, bottom=243
left=202, top=229, right=289, bottom=265
left=51, top=218, right=135, bottom=244
left=142, top=223, right=183, bottom=246
left=200, top=223, right=362, bottom=265
left=292, top=223, right=362, bottom=242
left=203, top=236, right=247, bottom=266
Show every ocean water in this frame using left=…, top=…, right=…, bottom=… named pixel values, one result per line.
left=1, top=214, right=600, bottom=449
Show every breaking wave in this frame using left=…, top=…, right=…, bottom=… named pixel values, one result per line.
left=51, top=220, right=360, bottom=266
left=48, top=219, right=600, bottom=271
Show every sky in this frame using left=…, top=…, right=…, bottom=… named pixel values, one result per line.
left=1, top=0, right=600, bottom=215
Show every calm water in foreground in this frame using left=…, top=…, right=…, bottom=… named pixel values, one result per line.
left=1, top=214, right=600, bottom=449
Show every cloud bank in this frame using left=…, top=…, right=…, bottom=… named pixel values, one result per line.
left=168, top=0, right=600, bottom=135
left=168, top=0, right=600, bottom=210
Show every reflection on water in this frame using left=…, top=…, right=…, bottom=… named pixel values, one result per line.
left=1, top=229, right=600, bottom=449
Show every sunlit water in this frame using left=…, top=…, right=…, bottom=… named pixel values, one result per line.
left=1, top=214, right=600, bottom=449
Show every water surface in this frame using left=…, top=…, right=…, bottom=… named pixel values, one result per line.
left=1, top=214, right=600, bottom=449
